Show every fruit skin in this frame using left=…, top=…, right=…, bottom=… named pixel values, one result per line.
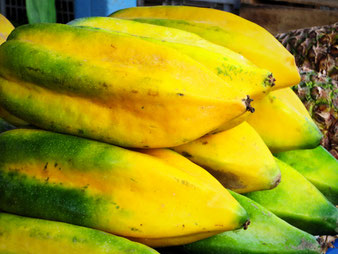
left=160, top=191, right=321, bottom=254
left=246, top=158, right=338, bottom=235
left=0, top=23, right=247, bottom=148
left=0, top=212, right=158, bottom=254
left=69, top=17, right=274, bottom=101
left=275, top=146, right=338, bottom=205
left=125, top=148, right=249, bottom=247
left=247, top=88, right=323, bottom=153
left=0, top=14, right=14, bottom=44
left=172, top=121, right=281, bottom=193
left=0, top=129, right=248, bottom=247
left=111, top=5, right=300, bottom=89
left=138, top=148, right=225, bottom=188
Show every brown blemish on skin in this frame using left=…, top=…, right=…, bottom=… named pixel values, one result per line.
left=270, top=172, right=282, bottom=189
left=181, top=151, right=193, bottom=158
left=243, top=219, right=250, bottom=230
left=147, top=90, right=159, bottom=96
left=203, top=165, right=246, bottom=190
left=202, top=141, right=208, bottom=145
left=131, top=90, right=138, bottom=94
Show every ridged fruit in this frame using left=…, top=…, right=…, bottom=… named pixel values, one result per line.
left=0, top=129, right=248, bottom=247
left=0, top=23, right=247, bottom=148
left=247, top=88, right=323, bottom=152
left=69, top=17, right=274, bottom=100
left=275, top=146, right=338, bottom=205
left=172, top=121, right=281, bottom=193
left=246, top=158, right=338, bottom=235
left=111, top=5, right=300, bottom=89
left=0, top=212, right=159, bottom=254
left=161, top=191, right=321, bottom=254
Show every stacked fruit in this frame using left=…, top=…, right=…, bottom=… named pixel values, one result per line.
left=0, top=6, right=337, bottom=254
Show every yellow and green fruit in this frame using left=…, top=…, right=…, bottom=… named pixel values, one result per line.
left=111, top=5, right=300, bottom=89
left=161, top=191, right=321, bottom=254
left=246, top=158, right=338, bottom=235
left=0, top=23, right=247, bottom=148
left=0, top=129, right=248, bottom=247
left=0, top=212, right=159, bottom=254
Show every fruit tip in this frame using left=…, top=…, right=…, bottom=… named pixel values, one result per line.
left=243, top=95, right=255, bottom=113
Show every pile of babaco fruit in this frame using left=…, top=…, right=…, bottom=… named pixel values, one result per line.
left=0, top=5, right=337, bottom=254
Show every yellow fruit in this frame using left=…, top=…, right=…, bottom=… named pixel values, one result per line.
left=136, top=148, right=249, bottom=246
left=247, top=88, right=322, bottom=153
left=0, top=23, right=247, bottom=148
left=172, top=121, right=281, bottom=193
left=0, top=14, right=14, bottom=45
left=70, top=17, right=274, bottom=100
left=111, top=5, right=300, bottom=89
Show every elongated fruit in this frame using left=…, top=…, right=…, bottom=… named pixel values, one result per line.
left=69, top=17, right=274, bottom=100
left=111, top=5, right=300, bottom=89
left=247, top=88, right=323, bottom=153
left=133, top=148, right=244, bottom=246
left=246, top=158, right=338, bottom=235
left=0, top=212, right=158, bottom=254
left=275, top=146, right=338, bottom=205
left=0, top=23, right=247, bottom=148
left=172, top=121, right=281, bottom=193
left=161, top=191, right=320, bottom=254
left=0, top=129, right=248, bottom=247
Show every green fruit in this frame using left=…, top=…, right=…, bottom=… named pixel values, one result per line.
left=275, top=146, right=338, bottom=205
left=246, top=158, right=338, bottom=235
left=0, top=212, right=158, bottom=254
left=160, top=191, right=320, bottom=254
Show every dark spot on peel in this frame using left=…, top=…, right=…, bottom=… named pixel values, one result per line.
left=177, top=93, right=184, bottom=96
left=202, top=165, right=246, bottom=190
left=131, top=90, right=138, bottom=94
left=43, top=163, right=48, bottom=171
left=54, top=163, right=58, bottom=168
left=270, top=172, right=281, bottom=189
left=181, top=151, right=192, bottom=158
left=243, top=219, right=250, bottom=230
left=202, top=141, right=208, bottom=145
left=147, top=90, right=159, bottom=96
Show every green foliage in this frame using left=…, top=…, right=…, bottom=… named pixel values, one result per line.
left=26, top=0, right=56, bottom=24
